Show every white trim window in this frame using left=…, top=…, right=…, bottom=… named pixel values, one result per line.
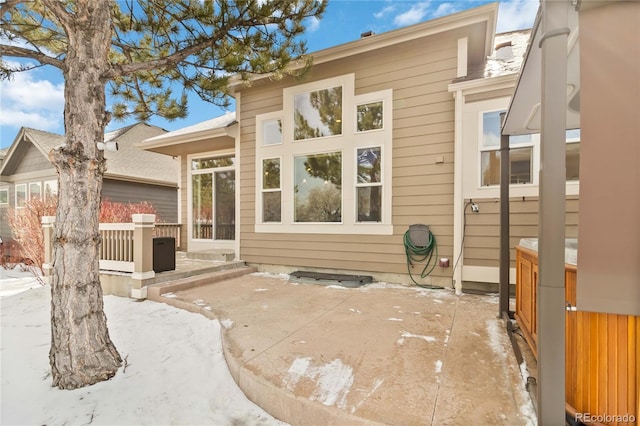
left=0, top=188, right=8, bottom=205
left=565, top=129, right=580, bottom=181
left=188, top=152, right=236, bottom=244
left=44, top=180, right=58, bottom=199
left=261, top=157, right=282, bottom=223
left=462, top=97, right=580, bottom=199
left=15, top=183, right=27, bottom=207
left=29, top=182, right=42, bottom=200
left=480, top=109, right=535, bottom=187
left=255, top=74, right=393, bottom=234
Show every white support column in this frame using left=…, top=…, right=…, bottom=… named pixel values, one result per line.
left=537, top=0, right=569, bottom=423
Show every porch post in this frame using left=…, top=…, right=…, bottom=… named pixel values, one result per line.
left=538, top=0, right=569, bottom=423
left=131, top=214, right=155, bottom=288
left=41, top=216, right=55, bottom=282
left=499, top=113, right=510, bottom=317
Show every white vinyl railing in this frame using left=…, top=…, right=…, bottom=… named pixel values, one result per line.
left=43, top=215, right=181, bottom=279
left=99, top=223, right=135, bottom=272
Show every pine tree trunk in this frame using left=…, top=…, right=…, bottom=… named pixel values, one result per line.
left=48, top=1, right=122, bottom=390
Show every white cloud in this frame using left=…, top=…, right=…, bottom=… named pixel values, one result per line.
left=306, top=16, right=321, bottom=32
left=393, top=1, right=431, bottom=26
left=0, top=109, right=60, bottom=132
left=497, top=0, right=539, bottom=32
left=374, top=5, right=396, bottom=19
left=432, top=3, right=458, bottom=19
left=0, top=65, right=64, bottom=134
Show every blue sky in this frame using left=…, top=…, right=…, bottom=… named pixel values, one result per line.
left=0, top=0, right=538, bottom=149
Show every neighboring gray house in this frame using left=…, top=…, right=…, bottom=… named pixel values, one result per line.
left=0, top=123, right=179, bottom=247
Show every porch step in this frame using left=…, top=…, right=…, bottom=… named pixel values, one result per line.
left=186, top=249, right=235, bottom=262
left=147, top=264, right=257, bottom=300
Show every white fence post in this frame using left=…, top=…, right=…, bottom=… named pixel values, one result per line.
left=131, top=214, right=155, bottom=281
left=41, top=216, right=55, bottom=282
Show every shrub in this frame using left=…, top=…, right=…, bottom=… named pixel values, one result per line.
left=7, top=196, right=57, bottom=275
left=7, top=196, right=161, bottom=274
left=99, top=199, right=160, bottom=223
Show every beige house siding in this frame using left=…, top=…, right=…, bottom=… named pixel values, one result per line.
left=463, top=195, right=579, bottom=269
left=238, top=33, right=462, bottom=285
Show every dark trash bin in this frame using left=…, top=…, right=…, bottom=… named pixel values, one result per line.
left=153, top=237, right=175, bottom=272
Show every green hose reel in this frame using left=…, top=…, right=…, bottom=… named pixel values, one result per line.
left=404, top=224, right=441, bottom=288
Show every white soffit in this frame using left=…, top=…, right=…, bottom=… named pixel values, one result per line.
left=502, top=2, right=581, bottom=136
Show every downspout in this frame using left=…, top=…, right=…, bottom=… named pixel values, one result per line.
left=452, top=37, right=468, bottom=295
left=234, top=92, right=242, bottom=262
left=452, top=88, right=464, bottom=294
left=537, top=0, right=569, bottom=423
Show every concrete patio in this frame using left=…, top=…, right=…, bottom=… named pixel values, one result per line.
left=148, top=272, right=536, bottom=425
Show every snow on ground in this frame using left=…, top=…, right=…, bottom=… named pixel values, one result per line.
left=0, top=268, right=286, bottom=426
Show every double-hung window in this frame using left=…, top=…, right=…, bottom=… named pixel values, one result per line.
left=255, top=74, right=392, bottom=234
left=480, top=110, right=534, bottom=187
left=15, top=184, right=27, bottom=207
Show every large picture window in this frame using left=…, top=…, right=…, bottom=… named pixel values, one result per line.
left=255, top=74, right=392, bottom=234
left=294, top=86, right=342, bottom=140
left=294, top=152, right=342, bottom=222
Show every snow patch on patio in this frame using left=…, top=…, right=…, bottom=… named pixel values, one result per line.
left=396, top=331, right=436, bottom=345
left=485, top=318, right=509, bottom=360
left=283, top=357, right=354, bottom=409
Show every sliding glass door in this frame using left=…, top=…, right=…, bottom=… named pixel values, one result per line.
left=191, top=154, right=235, bottom=242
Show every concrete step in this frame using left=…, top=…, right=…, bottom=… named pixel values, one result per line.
left=147, top=265, right=257, bottom=300
left=186, top=249, right=235, bottom=262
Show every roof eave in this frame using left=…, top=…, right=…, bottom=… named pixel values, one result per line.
left=229, top=2, right=499, bottom=91
left=136, top=124, right=236, bottom=150
left=502, top=3, right=581, bottom=135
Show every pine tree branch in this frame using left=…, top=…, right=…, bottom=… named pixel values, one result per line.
left=0, top=0, right=25, bottom=16
left=40, top=0, right=74, bottom=35
left=0, top=44, right=64, bottom=69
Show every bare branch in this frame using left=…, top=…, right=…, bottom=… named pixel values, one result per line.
left=0, top=43, right=64, bottom=69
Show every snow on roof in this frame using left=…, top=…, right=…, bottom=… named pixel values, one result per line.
left=144, top=111, right=236, bottom=143
left=485, top=29, right=532, bottom=78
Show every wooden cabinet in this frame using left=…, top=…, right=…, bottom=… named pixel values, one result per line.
left=515, top=246, right=538, bottom=357
left=515, top=245, right=639, bottom=425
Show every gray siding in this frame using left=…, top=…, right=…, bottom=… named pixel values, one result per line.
left=13, top=143, right=52, bottom=175
left=102, top=179, right=178, bottom=223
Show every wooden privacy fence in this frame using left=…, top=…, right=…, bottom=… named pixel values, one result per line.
left=42, top=215, right=182, bottom=278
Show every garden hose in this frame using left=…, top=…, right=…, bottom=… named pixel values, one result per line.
left=403, top=228, right=441, bottom=289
